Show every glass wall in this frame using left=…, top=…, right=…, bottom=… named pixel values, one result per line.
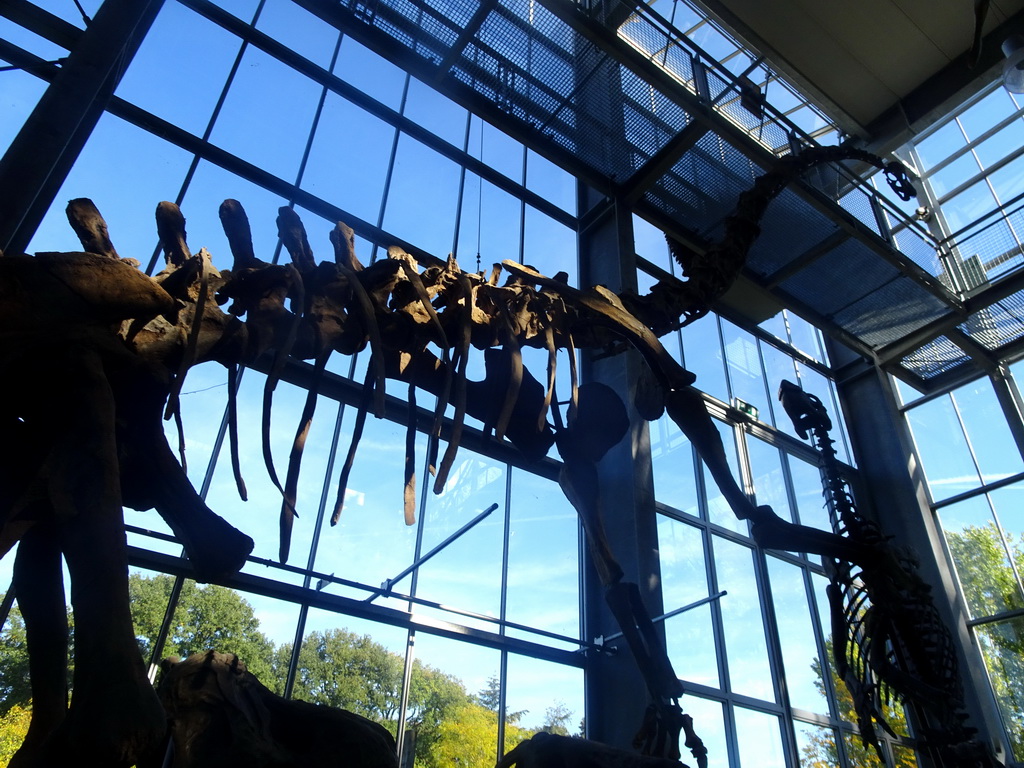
left=0, top=2, right=966, bottom=766
left=899, top=370, right=1024, bottom=761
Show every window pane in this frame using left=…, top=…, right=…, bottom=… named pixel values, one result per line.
left=975, top=618, right=1024, bottom=761
left=714, top=537, right=774, bottom=701
left=916, top=120, right=967, bottom=169
left=116, top=3, right=243, bottom=136
left=383, top=135, right=461, bottom=257
left=942, top=179, right=998, bottom=233
left=651, top=414, right=700, bottom=517
left=524, top=205, right=577, bottom=285
left=703, top=421, right=745, bottom=534
left=767, top=557, right=828, bottom=714
left=952, top=379, right=1023, bottom=485
left=334, top=36, right=406, bottom=110
left=794, top=721, right=840, bottom=767
left=658, top=516, right=719, bottom=688
left=506, top=469, right=580, bottom=642
left=411, top=635, right=500, bottom=768
left=255, top=0, right=339, bottom=68
left=721, top=319, right=770, bottom=421
left=906, top=394, right=979, bottom=501
left=680, top=697, right=728, bottom=768
left=404, top=77, right=468, bottom=148
left=26, top=114, right=193, bottom=257
left=416, top=452, right=506, bottom=623
left=734, top=709, right=786, bottom=768
left=313, top=414, right=423, bottom=601
left=458, top=176, right=522, bottom=266
left=929, top=151, right=982, bottom=198
left=940, top=491, right=1024, bottom=618
left=681, top=314, right=728, bottom=402
left=959, top=88, right=1018, bottom=142
left=989, top=154, right=1024, bottom=204
left=504, top=655, right=584, bottom=747
left=788, top=456, right=831, bottom=532
left=526, top=149, right=575, bottom=215
left=210, top=47, right=323, bottom=183
left=747, top=438, right=793, bottom=522
left=304, top=94, right=397, bottom=226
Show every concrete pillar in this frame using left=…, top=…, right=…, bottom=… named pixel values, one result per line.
left=577, top=189, right=667, bottom=750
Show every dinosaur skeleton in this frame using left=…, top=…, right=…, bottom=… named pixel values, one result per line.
left=778, top=380, right=997, bottom=767
left=0, top=146, right=944, bottom=767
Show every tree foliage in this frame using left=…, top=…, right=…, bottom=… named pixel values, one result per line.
left=128, top=573, right=277, bottom=688
left=945, top=523, right=1024, bottom=759
left=0, top=575, right=580, bottom=766
left=0, top=703, right=30, bottom=767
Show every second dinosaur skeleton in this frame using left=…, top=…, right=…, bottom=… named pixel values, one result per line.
left=3, top=145, right=950, bottom=766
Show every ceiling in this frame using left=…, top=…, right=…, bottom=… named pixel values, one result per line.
left=695, top=0, right=1024, bottom=151
left=283, top=0, right=1024, bottom=394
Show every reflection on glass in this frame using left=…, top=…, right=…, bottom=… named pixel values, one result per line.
left=940, top=494, right=1024, bottom=617
left=721, top=319, right=770, bottom=421
left=794, top=720, right=839, bottom=767
left=703, top=421, right=746, bottom=534
left=506, top=470, right=580, bottom=643
left=416, top=453, right=506, bottom=623
left=734, top=707, right=785, bottom=768
left=714, top=537, right=774, bottom=701
left=951, top=379, right=1024, bottom=485
left=651, top=415, right=699, bottom=517
left=767, top=557, right=827, bottom=714
left=789, top=456, right=830, bottom=532
left=905, top=394, right=978, bottom=501
left=747, top=438, right=793, bottom=522
left=975, top=618, right=1024, bottom=761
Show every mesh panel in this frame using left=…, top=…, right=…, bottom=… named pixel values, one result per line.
left=778, top=240, right=900, bottom=316
left=901, top=336, right=970, bottom=380
left=893, top=226, right=943, bottom=277
left=837, top=186, right=880, bottom=236
left=832, top=277, right=951, bottom=347
left=959, top=291, right=1024, bottom=350
left=746, top=189, right=840, bottom=278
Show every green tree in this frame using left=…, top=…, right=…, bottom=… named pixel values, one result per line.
left=0, top=703, right=30, bottom=767
left=945, top=523, right=1024, bottom=758
left=277, top=628, right=404, bottom=722
left=475, top=674, right=526, bottom=724
left=540, top=701, right=573, bottom=736
left=128, top=573, right=277, bottom=689
left=0, top=599, right=74, bottom=716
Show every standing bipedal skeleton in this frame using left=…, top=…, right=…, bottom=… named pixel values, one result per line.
left=2, top=146, right=951, bottom=767
left=777, top=381, right=997, bottom=767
